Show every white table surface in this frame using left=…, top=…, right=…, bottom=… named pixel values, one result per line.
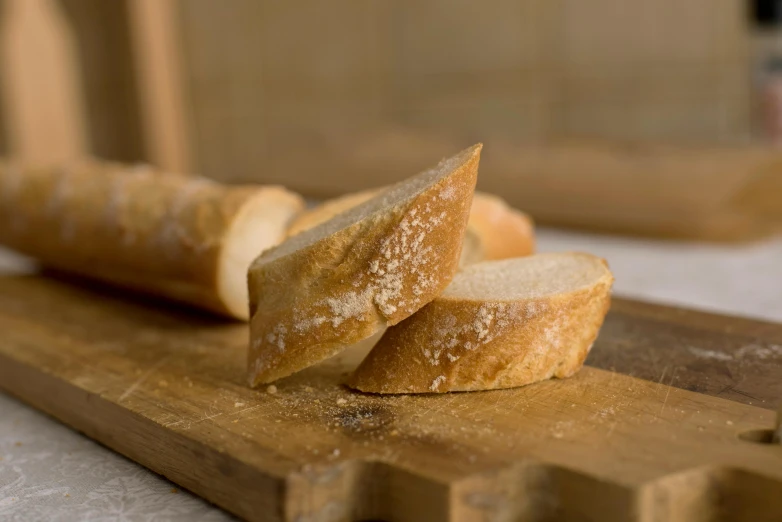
left=2, top=229, right=782, bottom=521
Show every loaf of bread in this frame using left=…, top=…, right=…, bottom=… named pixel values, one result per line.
left=287, top=189, right=534, bottom=262
left=348, top=252, right=613, bottom=394
left=0, top=159, right=304, bottom=318
left=247, top=144, right=481, bottom=386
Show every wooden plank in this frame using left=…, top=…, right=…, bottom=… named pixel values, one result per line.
left=59, top=0, right=145, bottom=162
left=127, top=0, right=191, bottom=173
left=0, top=274, right=781, bottom=521
left=0, top=0, right=88, bottom=164
left=591, top=299, right=782, bottom=408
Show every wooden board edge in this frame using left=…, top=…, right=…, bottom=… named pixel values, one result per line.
left=0, top=353, right=285, bottom=521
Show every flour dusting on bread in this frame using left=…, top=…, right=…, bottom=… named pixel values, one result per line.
left=247, top=145, right=482, bottom=386
left=348, top=253, right=613, bottom=394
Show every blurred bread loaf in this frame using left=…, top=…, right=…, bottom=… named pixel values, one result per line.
left=0, top=159, right=304, bottom=318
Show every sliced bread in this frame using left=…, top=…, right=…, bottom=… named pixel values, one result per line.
left=347, top=252, right=613, bottom=394
left=287, top=189, right=534, bottom=263
left=247, top=144, right=482, bottom=386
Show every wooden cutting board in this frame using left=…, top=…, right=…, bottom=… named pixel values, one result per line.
left=1, top=274, right=781, bottom=522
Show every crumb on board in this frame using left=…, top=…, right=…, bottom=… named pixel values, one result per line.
left=267, top=385, right=278, bottom=394
left=234, top=402, right=245, bottom=407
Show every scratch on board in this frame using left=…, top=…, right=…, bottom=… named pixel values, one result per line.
left=118, top=356, right=170, bottom=402
left=660, top=384, right=673, bottom=417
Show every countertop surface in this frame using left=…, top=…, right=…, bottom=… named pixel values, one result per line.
left=2, top=229, right=782, bottom=521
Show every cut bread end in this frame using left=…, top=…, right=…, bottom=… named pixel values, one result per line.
left=468, top=193, right=535, bottom=259
left=347, top=252, right=613, bottom=394
left=217, top=187, right=304, bottom=319
left=247, top=144, right=482, bottom=386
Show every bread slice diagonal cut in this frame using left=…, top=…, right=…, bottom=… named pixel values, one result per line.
left=247, top=144, right=482, bottom=386
left=287, top=189, right=535, bottom=263
left=347, top=252, right=613, bottom=394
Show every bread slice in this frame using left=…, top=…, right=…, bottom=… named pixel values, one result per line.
left=286, top=188, right=380, bottom=238
left=0, top=159, right=304, bottom=319
left=287, top=190, right=534, bottom=263
left=247, top=144, right=482, bottom=386
left=347, top=252, right=613, bottom=394
left=287, top=185, right=483, bottom=266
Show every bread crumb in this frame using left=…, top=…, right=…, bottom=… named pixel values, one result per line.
left=158, top=380, right=169, bottom=387
left=304, top=386, right=314, bottom=393
left=171, top=488, right=178, bottom=494
left=336, top=398, right=347, bottom=406
left=266, top=385, right=278, bottom=394
left=14, top=441, right=22, bottom=447
left=430, top=375, right=446, bottom=391
left=234, top=402, right=245, bottom=407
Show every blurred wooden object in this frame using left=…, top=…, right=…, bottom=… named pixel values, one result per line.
left=60, top=0, right=144, bottom=163
left=127, top=0, right=191, bottom=173
left=172, top=1, right=752, bottom=184
left=0, top=0, right=87, bottom=165
left=272, top=127, right=782, bottom=241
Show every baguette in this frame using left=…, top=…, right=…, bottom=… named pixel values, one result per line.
left=348, top=252, right=613, bottom=394
left=287, top=190, right=534, bottom=262
left=248, top=144, right=481, bottom=386
left=0, top=159, right=304, bottom=318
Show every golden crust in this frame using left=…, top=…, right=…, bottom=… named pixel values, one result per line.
left=468, top=193, right=535, bottom=259
left=247, top=145, right=482, bottom=386
left=0, top=159, right=304, bottom=318
left=288, top=190, right=535, bottom=263
left=347, top=254, right=613, bottom=394
left=286, top=189, right=381, bottom=238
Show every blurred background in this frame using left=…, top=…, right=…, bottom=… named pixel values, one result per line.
left=1, top=0, right=782, bottom=318
left=4, top=0, right=782, bottom=239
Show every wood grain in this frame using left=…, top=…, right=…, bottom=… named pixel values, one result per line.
left=591, top=298, right=782, bottom=408
left=0, top=0, right=88, bottom=164
left=127, top=0, right=191, bottom=173
left=0, top=274, right=781, bottom=522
